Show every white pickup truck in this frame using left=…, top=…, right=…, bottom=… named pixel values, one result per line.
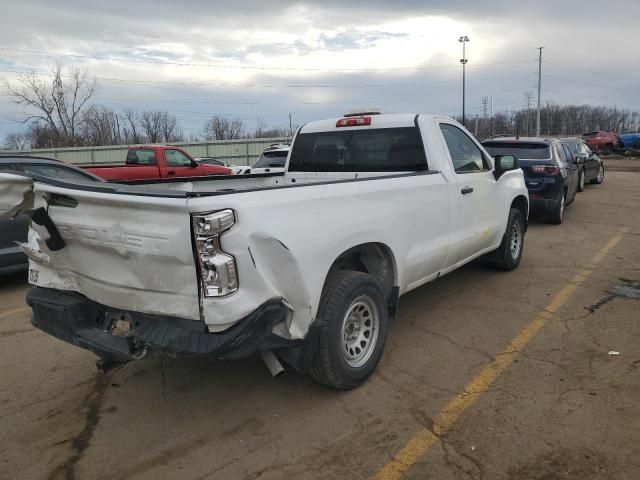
left=0, top=113, right=528, bottom=389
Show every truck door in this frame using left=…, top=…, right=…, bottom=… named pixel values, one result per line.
left=163, top=149, right=201, bottom=178
left=438, top=122, right=505, bottom=265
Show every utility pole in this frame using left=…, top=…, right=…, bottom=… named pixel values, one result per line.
left=459, top=36, right=470, bottom=126
left=523, top=91, right=534, bottom=136
left=288, top=113, right=293, bottom=138
left=481, top=96, right=489, bottom=139
left=536, top=46, right=543, bottom=137
left=481, top=96, right=489, bottom=118
left=490, top=95, right=494, bottom=137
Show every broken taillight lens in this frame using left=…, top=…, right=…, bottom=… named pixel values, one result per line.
left=192, top=210, right=238, bottom=297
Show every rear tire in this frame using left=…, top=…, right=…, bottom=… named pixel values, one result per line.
left=548, top=191, right=565, bottom=225
left=577, top=168, right=585, bottom=192
left=488, top=208, right=525, bottom=271
left=307, top=270, right=389, bottom=389
left=590, top=164, right=604, bottom=185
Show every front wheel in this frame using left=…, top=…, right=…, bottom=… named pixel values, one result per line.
left=307, top=270, right=389, bottom=389
left=591, top=164, right=605, bottom=185
left=577, top=168, right=586, bottom=192
left=488, top=207, right=525, bottom=271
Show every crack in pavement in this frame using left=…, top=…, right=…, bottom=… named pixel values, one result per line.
left=48, top=372, right=110, bottom=480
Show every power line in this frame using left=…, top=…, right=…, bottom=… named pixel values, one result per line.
left=0, top=67, right=534, bottom=89
left=544, top=61, right=640, bottom=83
left=545, top=74, right=638, bottom=93
left=0, top=47, right=533, bottom=72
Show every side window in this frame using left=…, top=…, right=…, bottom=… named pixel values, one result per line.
left=126, top=149, right=156, bottom=165
left=19, top=165, right=93, bottom=181
left=562, top=144, right=574, bottom=162
left=439, top=124, right=488, bottom=173
left=554, top=146, right=567, bottom=165
left=165, top=150, right=193, bottom=167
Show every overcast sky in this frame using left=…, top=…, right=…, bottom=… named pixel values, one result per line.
left=0, top=0, right=638, bottom=140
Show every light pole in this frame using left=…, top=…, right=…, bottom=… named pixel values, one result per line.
left=458, top=35, right=470, bottom=126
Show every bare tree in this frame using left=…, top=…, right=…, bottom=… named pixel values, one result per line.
left=251, top=120, right=289, bottom=139
left=3, top=132, right=29, bottom=150
left=1, top=62, right=98, bottom=147
left=81, top=105, right=122, bottom=146
left=139, top=111, right=181, bottom=143
left=121, top=109, right=142, bottom=144
left=203, top=115, right=244, bottom=140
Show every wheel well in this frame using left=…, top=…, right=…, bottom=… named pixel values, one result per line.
left=511, top=195, right=529, bottom=227
left=325, top=243, right=398, bottom=316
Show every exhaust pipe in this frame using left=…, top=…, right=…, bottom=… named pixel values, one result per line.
left=260, top=350, right=285, bottom=378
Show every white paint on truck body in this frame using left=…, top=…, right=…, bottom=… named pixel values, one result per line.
left=2, top=114, right=528, bottom=341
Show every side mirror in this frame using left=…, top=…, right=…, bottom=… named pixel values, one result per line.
left=190, top=160, right=199, bottom=168
left=494, top=154, right=519, bottom=179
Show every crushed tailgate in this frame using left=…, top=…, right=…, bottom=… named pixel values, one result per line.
left=26, top=182, right=201, bottom=321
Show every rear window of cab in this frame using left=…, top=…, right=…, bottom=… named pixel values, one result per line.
left=288, top=127, right=428, bottom=172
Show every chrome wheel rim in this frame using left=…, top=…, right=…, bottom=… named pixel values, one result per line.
left=580, top=171, right=585, bottom=190
left=341, top=295, right=379, bottom=368
left=510, top=221, right=522, bottom=259
left=559, top=193, right=565, bottom=220
left=597, top=166, right=604, bottom=183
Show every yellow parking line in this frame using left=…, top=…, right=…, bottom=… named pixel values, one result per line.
left=372, top=227, right=628, bottom=480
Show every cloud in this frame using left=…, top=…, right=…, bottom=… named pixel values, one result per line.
left=1, top=0, right=639, bottom=141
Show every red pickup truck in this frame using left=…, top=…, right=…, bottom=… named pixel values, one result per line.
left=83, top=146, right=232, bottom=181
left=581, top=131, right=621, bottom=152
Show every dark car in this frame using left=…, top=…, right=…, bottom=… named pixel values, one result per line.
left=0, top=156, right=103, bottom=275
left=482, top=137, right=579, bottom=224
left=558, top=138, right=605, bottom=192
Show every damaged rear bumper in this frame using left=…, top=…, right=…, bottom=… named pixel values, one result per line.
left=26, top=287, right=287, bottom=363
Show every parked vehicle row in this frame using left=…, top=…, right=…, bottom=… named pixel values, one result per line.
left=1, top=112, right=528, bottom=389
left=482, top=136, right=604, bottom=224
left=196, top=143, right=291, bottom=175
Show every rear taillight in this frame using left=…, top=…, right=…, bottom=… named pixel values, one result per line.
left=531, top=165, right=560, bottom=176
left=192, top=209, right=238, bottom=297
left=336, top=116, right=371, bottom=127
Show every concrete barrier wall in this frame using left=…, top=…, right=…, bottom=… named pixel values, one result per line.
left=0, top=137, right=290, bottom=166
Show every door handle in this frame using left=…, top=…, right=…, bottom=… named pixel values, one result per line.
left=461, top=186, right=474, bottom=195
left=167, top=170, right=176, bottom=175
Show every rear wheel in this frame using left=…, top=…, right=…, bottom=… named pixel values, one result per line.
left=591, top=164, right=605, bottom=184
left=577, top=168, right=586, bottom=192
left=488, top=207, right=525, bottom=271
left=307, top=270, right=389, bottom=389
left=548, top=191, right=565, bottom=225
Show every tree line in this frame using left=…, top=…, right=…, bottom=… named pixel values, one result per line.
left=2, top=63, right=639, bottom=150
left=1, top=63, right=291, bottom=150
left=463, top=104, right=640, bottom=140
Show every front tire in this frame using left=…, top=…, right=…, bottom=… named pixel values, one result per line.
left=577, top=168, right=586, bottom=192
left=307, top=270, right=389, bottom=389
left=488, top=207, right=525, bottom=271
